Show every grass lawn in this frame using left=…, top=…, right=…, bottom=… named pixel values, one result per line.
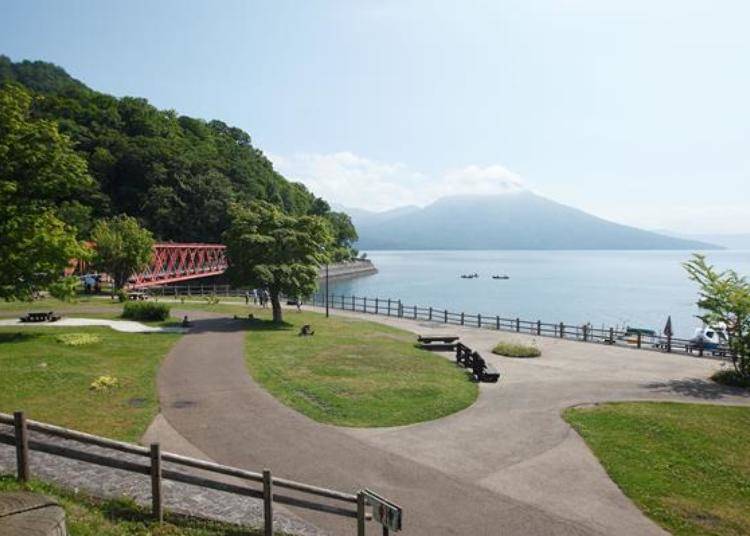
left=0, top=325, right=180, bottom=441
left=0, top=476, right=263, bottom=535
left=239, top=307, right=478, bottom=427
left=564, top=402, right=750, bottom=536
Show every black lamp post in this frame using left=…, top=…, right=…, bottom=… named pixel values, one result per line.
left=325, top=262, right=329, bottom=318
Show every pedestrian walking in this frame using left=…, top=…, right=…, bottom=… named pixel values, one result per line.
left=245, top=291, right=250, bottom=305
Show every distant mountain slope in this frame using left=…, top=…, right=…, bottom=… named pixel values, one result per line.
left=350, top=192, right=721, bottom=250
left=657, top=231, right=750, bottom=250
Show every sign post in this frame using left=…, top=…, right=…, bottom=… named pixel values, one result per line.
left=363, top=489, right=402, bottom=534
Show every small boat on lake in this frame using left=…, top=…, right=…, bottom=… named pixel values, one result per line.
left=492, top=275, right=510, bottom=280
left=460, top=273, right=479, bottom=279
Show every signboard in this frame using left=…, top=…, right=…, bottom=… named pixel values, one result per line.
left=363, top=489, right=402, bottom=532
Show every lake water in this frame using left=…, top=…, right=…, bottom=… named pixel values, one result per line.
left=327, top=250, right=750, bottom=338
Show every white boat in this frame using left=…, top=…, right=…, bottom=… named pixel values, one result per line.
left=689, top=324, right=729, bottom=350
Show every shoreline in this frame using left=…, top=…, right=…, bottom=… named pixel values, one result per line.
left=318, top=259, right=377, bottom=282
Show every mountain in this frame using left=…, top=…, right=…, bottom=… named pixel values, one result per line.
left=0, top=55, right=356, bottom=258
left=349, top=192, right=721, bottom=250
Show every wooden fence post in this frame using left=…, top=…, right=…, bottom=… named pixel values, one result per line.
left=413, top=305, right=417, bottom=319
left=444, top=310, right=448, bottom=323
left=609, top=327, right=614, bottom=343
left=477, top=313, right=482, bottom=328
left=667, top=334, right=672, bottom=353
left=516, top=318, right=520, bottom=332
left=263, top=469, right=273, bottom=536
left=150, top=443, right=163, bottom=522
left=14, top=411, right=29, bottom=483
left=460, top=312, right=465, bottom=326
left=559, top=322, right=565, bottom=339
left=583, top=325, right=588, bottom=342
left=375, top=298, right=379, bottom=314
left=429, top=306, right=433, bottom=321
left=537, top=320, right=542, bottom=335
left=363, top=297, right=367, bottom=313
left=496, top=315, right=500, bottom=330
left=398, top=300, right=402, bottom=317
left=352, top=296, right=356, bottom=311
left=637, top=332, right=642, bottom=349
left=387, top=299, right=391, bottom=316
left=357, top=491, right=366, bottom=536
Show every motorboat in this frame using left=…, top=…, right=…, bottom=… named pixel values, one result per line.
left=689, top=325, right=729, bottom=350
left=617, top=327, right=657, bottom=345
left=492, top=275, right=510, bottom=280
left=460, top=273, right=479, bottom=279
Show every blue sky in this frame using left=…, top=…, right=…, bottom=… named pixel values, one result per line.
left=2, top=0, right=748, bottom=233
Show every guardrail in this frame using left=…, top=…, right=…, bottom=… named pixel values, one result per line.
left=131, top=284, right=731, bottom=359
left=304, top=293, right=731, bottom=359
left=0, top=411, right=401, bottom=535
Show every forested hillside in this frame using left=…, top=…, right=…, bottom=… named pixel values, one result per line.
left=0, top=56, right=356, bottom=257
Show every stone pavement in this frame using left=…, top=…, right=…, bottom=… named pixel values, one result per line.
left=0, top=422, right=324, bottom=535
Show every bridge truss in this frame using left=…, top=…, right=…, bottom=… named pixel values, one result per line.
left=129, top=243, right=228, bottom=288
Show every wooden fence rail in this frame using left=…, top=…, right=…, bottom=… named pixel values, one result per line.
left=0, top=412, right=393, bottom=534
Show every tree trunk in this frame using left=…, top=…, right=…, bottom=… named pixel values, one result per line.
left=270, top=289, right=283, bottom=323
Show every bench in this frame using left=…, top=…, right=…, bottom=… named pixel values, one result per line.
left=454, top=344, right=500, bottom=383
left=19, top=311, right=60, bottom=323
left=417, top=335, right=459, bottom=351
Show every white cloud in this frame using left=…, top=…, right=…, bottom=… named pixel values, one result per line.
left=268, top=151, right=525, bottom=211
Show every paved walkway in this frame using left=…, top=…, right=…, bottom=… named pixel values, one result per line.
left=157, top=306, right=750, bottom=535
left=0, top=317, right=184, bottom=333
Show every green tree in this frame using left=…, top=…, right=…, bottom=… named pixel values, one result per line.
left=91, top=216, right=154, bottom=291
left=223, top=202, right=332, bottom=322
left=0, top=83, right=91, bottom=300
left=684, top=254, right=750, bottom=379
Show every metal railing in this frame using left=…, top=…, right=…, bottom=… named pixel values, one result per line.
left=0, top=411, right=399, bottom=535
left=304, top=293, right=731, bottom=359
left=134, top=284, right=730, bottom=359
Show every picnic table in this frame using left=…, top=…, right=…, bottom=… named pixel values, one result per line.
left=19, top=311, right=60, bottom=323
left=417, top=335, right=460, bottom=351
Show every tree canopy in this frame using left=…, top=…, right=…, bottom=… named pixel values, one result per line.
left=91, top=216, right=155, bottom=291
left=223, top=202, right=332, bottom=322
left=0, top=55, right=357, bottom=255
left=0, top=83, right=91, bottom=300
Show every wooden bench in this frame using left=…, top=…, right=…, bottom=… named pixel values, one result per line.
left=454, top=344, right=500, bottom=383
left=19, top=312, right=60, bottom=323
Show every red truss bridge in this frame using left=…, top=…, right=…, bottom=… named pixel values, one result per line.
left=129, top=243, right=228, bottom=288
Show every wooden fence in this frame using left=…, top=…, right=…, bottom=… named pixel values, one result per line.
left=0, top=412, right=398, bottom=535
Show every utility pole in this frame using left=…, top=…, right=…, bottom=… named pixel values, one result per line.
left=325, top=262, right=330, bottom=318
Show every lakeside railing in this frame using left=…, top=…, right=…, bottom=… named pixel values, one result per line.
left=138, top=284, right=730, bottom=359
left=0, top=411, right=400, bottom=535
left=304, top=293, right=731, bottom=359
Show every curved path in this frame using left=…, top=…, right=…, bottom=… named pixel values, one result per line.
left=158, top=308, right=750, bottom=535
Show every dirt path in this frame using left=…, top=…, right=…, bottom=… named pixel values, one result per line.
left=157, top=307, right=749, bottom=535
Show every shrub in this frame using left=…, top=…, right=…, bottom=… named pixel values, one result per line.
left=116, top=289, right=128, bottom=303
left=90, top=375, right=118, bottom=391
left=711, top=369, right=750, bottom=389
left=122, top=301, right=170, bottom=321
left=492, top=341, right=541, bottom=358
left=56, top=333, right=102, bottom=346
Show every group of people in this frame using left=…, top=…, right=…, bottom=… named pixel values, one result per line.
left=244, top=289, right=303, bottom=311
left=245, top=289, right=270, bottom=307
